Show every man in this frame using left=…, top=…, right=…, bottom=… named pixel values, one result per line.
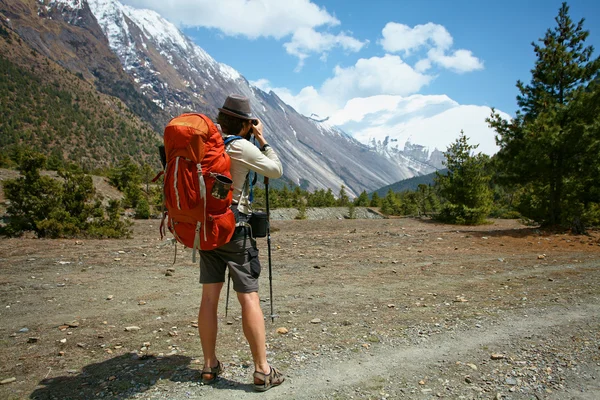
left=198, top=94, right=285, bottom=392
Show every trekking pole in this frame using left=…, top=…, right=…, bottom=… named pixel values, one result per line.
left=265, top=177, right=275, bottom=323
left=225, top=271, right=231, bottom=318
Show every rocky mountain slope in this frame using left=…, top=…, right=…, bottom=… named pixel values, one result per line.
left=2, top=0, right=443, bottom=195
left=0, top=3, right=161, bottom=168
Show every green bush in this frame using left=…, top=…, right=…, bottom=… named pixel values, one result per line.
left=2, top=153, right=62, bottom=235
left=135, top=197, right=151, bottom=219
left=437, top=203, right=489, bottom=225
left=87, top=200, right=132, bottom=238
left=1, top=152, right=132, bottom=238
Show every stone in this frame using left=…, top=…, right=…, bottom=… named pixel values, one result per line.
left=538, top=254, right=546, bottom=259
left=106, top=295, right=114, bottom=300
left=505, top=377, right=518, bottom=385
left=138, top=301, right=146, bottom=305
left=466, top=363, right=478, bottom=370
left=276, top=327, right=289, bottom=334
left=168, top=331, right=178, bottom=337
left=491, top=353, right=506, bottom=360
left=310, top=318, right=322, bottom=324
left=0, top=378, right=16, bottom=385
left=66, top=321, right=80, bottom=328
left=27, top=337, right=40, bottom=343
left=18, top=328, right=29, bottom=333
left=59, top=338, right=67, bottom=344
left=125, top=326, right=141, bottom=332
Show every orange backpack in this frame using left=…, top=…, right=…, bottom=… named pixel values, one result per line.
left=160, top=113, right=236, bottom=257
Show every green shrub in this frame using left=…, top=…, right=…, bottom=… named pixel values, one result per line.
left=1, top=152, right=132, bottom=238
left=135, top=197, right=150, bottom=219
left=87, top=200, right=132, bottom=238
left=437, top=203, right=489, bottom=225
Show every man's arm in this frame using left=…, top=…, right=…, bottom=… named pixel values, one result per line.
left=240, top=119, right=283, bottom=179
left=239, top=143, right=283, bottom=179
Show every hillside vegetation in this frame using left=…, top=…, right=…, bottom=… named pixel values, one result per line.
left=0, top=22, right=161, bottom=170
left=372, top=169, right=446, bottom=197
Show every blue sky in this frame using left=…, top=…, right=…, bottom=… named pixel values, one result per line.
left=122, top=0, right=600, bottom=154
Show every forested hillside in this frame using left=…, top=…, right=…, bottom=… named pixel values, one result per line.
left=0, top=19, right=161, bottom=170
left=371, top=169, right=447, bottom=197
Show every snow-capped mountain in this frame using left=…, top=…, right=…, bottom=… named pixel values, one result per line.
left=28, top=0, right=441, bottom=195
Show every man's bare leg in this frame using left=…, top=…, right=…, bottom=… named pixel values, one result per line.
left=198, top=282, right=223, bottom=371
left=237, top=291, right=270, bottom=378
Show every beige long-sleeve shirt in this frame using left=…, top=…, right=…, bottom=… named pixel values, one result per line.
left=225, top=136, right=283, bottom=215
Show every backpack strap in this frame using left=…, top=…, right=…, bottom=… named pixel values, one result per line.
left=224, top=134, right=258, bottom=204
left=224, top=135, right=243, bottom=146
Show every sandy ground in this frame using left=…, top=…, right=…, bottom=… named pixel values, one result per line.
left=0, top=217, right=599, bottom=399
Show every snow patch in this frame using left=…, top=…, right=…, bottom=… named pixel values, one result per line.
left=45, top=0, right=84, bottom=10
left=219, top=63, right=241, bottom=81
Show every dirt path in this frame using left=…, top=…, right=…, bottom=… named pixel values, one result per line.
left=138, top=301, right=600, bottom=400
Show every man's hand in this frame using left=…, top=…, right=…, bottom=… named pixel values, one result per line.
left=251, top=120, right=267, bottom=148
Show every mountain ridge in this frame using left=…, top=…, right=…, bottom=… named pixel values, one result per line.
left=0, top=7, right=161, bottom=168
left=2, top=0, right=443, bottom=195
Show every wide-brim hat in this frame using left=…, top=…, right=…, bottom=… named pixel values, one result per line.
left=218, top=94, right=258, bottom=122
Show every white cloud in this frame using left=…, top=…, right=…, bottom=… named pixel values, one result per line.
left=427, top=48, right=484, bottom=73
left=254, top=55, right=433, bottom=118
left=251, top=79, right=337, bottom=117
left=329, top=94, right=457, bottom=126
left=320, top=55, right=433, bottom=105
left=341, top=97, right=509, bottom=155
left=122, top=0, right=339, bottom=39
left=379, top=21, right=484, bottom=73
left=284, top=27, right=368, bottom=71
left=121, top=0, right=366, bottom=66
left=379, top=22, right=453, bottom=54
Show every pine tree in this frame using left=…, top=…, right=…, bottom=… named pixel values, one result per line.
left=337, top=185, right=350, bottom=207
left=354, top=190, right=370, bottom=206
left=370, top=191, right=381, bottom=207
left=488, top=2, right=600, bottom=228
left=435, top=132, right=493, bottom=225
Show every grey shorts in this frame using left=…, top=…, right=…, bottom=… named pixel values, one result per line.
left=199, top=227, right=261, bottom=293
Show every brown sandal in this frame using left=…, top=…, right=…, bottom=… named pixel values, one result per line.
left=253, top=366, right=285, bottom=392
left=201, top=360, right=223, bottom=384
